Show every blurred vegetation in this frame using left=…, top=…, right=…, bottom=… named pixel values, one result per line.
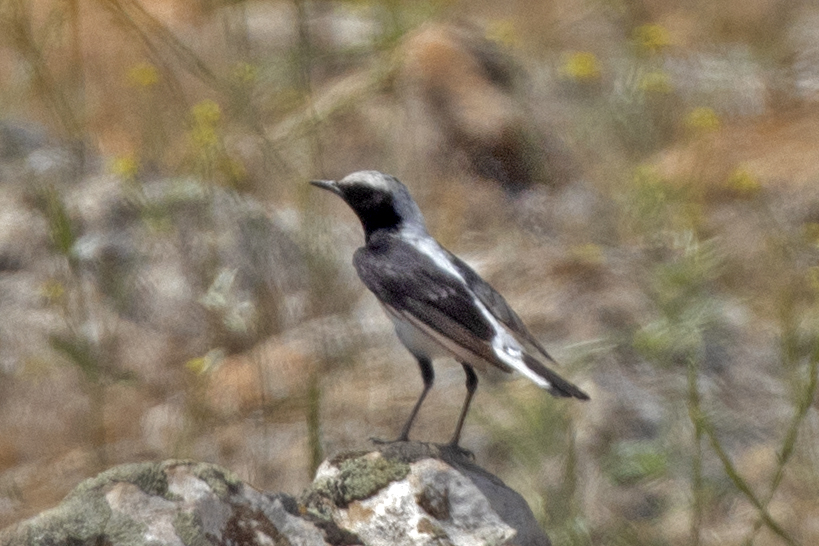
left=1, top=0, right=819, bottom=545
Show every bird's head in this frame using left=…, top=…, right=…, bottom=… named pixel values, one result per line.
left=311, top=170, right=426, bottom=240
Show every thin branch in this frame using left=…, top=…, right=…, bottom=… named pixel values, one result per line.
left=686, top=357, right=703, bottom=546
left=96, top=0, right=224, bottom=95
left=742, top=338, right=819, bottom=546
left=700, top=417, right=800, bottom=546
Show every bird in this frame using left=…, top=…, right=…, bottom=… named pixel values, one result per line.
left=311, top=170, right=588, bottom=447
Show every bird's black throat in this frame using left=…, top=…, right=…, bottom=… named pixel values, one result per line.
left=343, top=187, right=404, bottom=241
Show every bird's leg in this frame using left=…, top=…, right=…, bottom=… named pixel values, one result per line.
left=396, top=357, right=434, bottom=441
left=372, top=357, right=434, bottom=444
left=448, top=363, right=478, bottom=447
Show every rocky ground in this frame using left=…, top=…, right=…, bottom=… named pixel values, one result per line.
left=1, top=443, right=549, bottom=546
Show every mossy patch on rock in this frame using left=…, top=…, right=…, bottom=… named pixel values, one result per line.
left=314, top=454, right=410, bottom=508
left=73, top=461, right=170, bottom=499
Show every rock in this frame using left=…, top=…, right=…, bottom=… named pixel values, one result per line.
left=304, top=442, right=552, bottom=546
left=0, top=443, right=551, bottom=546
left=396, top=23, right=575, bottom=193
left=73, top=177, right=311, bottom=355
left=0, top=460, right=333, bottom=546
left=0, top=121, right=48, bottom=161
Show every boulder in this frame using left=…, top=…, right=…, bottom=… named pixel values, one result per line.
left=0, top=443, right=550, bottom=546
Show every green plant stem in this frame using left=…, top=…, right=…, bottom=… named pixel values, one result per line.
left=741, top=339, right=819, bottom=546
left=98, top=0, right=223, bottom=92
left=686, top=357, right=703, bottom=546
left=292, top=0, right=324, bottom=176
left=87, top=377, right=108, bottom=470
left=700, top=417, right=799, bottom=546
left=67, top=0, right=86, bottom=128
left=221, top=1, right=250, bottom=59
left=4, top=0, right=82, bottom=140
left=307, top=370, right=323, bottom=477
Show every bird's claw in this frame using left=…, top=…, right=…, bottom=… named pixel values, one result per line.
left=444, top=443, right=475, bottom=460
left=369, top=436, right=408, bottom=445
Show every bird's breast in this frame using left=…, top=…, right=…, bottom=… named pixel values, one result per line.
left=383, top=305, right=448, bottom=360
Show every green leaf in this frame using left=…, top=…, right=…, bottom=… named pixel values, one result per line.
left=44, top=187, right=77, bottom=256
left=49, top=333, right=98, bottom=382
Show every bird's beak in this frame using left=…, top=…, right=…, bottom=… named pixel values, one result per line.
left=309, top=179, right=340, bottom=195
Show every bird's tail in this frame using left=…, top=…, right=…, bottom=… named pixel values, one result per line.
left=523, top=354, right=590, bottom=400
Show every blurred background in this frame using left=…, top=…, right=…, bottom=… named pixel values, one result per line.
left=1, top=0, right=819, bottom=544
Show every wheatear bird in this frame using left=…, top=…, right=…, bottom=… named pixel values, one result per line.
left=311, top=171, right=588, bottom=447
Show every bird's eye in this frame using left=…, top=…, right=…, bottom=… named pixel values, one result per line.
left=350, top=187, right=389, bottom=210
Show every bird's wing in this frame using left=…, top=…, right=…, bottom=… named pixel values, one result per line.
left=445, top=249, right=556, bottom=360
left=447, top=250, right=589, bottom=400
left=353, top=238, right=510, bottom=372
left=354, top=236, right=589, bottom=400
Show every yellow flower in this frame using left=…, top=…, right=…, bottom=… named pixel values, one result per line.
left=486, top=19, right=519, bottom=48
left=631, top=164, right=668, bottom=211
left=633, top=24, right=671, bottom=54
left=185, top=349, right=224, bottom=375
left=561, top=51, right=601, bottom=81
left=40, top=279, right=65, bottom=303
left=233, top=62, right=258, bottom=85
left=191, top=99, right=221, bottom=127
left=570, top=243, right=605, bottom=266
left=808, top=267, right=819, bottom=292
left=143, top=214, right=174, bottom=234
left=804, top=223, right=819, bottom=244
left=685, top=107, right=720, bottom=132
left=639, top=70, right=673, bottom=94
left=220, top=157, right=247, bottom=185
left=110, top=154, right=139, bottom=179
left=190, top=125, right=219, bottom=148
left=185, top=355, right=208, bottom=375
left=726, top=166, right=761, bottom=196
left=189, top=100, right=222, bottom=149
left=127, top=62, right=159, bottom=88
left=633, top=164, right=663, bottom=186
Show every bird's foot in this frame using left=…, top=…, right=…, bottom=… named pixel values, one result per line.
left=369, top=437, right=474, bottom=461
left=369, top=436, right=409, bottom=445
left=442, top=442, right=475, bottom=461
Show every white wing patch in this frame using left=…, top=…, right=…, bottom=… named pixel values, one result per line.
left=403, top=231, right=464, bottom=279
left=503, top=345, right=522, bottom=359
left=489, top=327, right=552, bottom=390
left=402, top=231, right=554, bottom=390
